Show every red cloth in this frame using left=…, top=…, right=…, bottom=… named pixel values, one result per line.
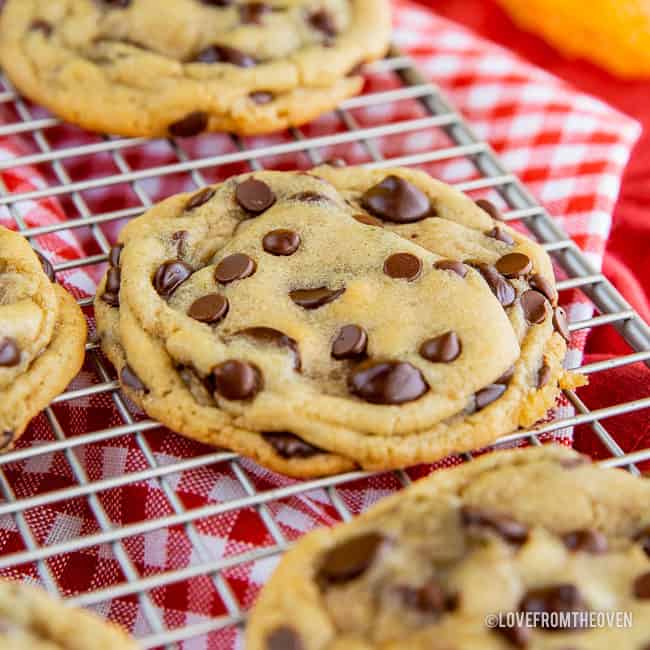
left=417, top=0, right=650, bottom=462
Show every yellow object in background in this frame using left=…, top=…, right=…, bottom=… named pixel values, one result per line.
left=496, top=0, right=650, bottom=78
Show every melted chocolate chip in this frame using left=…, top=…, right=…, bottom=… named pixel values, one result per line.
left=486, top=225, right=515, bottom=245
left=332, top=325, right=368, bottom=360
left=318, top=532, right=385, bottom=585
left=348, top=360, right=429, bottom=404
left=186, top=187, right=215, bottom=211
left=290, top=287, right=345, bottom=309
left=239, top=2, right=270, bottom=23
left=475, top=198, right=504, bottom=221
left=475, top=263, right=516, bottom=307
left=35, top=251, right=55, bottom=282
left=474, top=383, right=507, bottom=410
left=263, top=432, right=323, bottom=459
left=250, top=91, right=274, bottom=105
left=102, top=267, right=121, bottom=307
left=263, top=229, right=301, bottom=256
left=0, top=431, right=14, bottom=451
left=194, top=44, right=256, bottom=67
left=108, top=243, right=124, bottom=268
left=634, top=572, right=650, bottom=599
left=308, top=9, right=338, bottom=38
left=361, top=175, right=433, bottom=224
left=353, top=213, right=383, bottom=227
left=188, top=294, right=229, bottom=324
left=553, top=306, right=571, bottom=342
left=30, top=20, right=53, bottom=36
left=520, top=290, right=548, bottom=324
left=461, top=506, right=529, bottom=544
left=235, top=178, right=276, bottom=214
left=537, top=362, right=552, bottom=388
left=496, top=252, right=532, bottom=278
left=384, top=253, right=422, bottom=281
left=289, top=191, right=329, bottom=203
left=494, top=623, right=531, bottom=648
left=323, top=157, right=346, bottom=167
left=171, top=230, right=189, bottom=258
left=265, top=626, right=304, bottom=650
left=397, top=578, right=448, bottom=614
left=562, top=529, right=608, bottom=554
left=635, top=526, right=650, bottom=557
left=153, top=260, right=193, bottom=297
left=519, top=584, right=587, bottom=628
left=212, top=360, right=262, bottom=400
left=237, top=327, right=301, bottom=371
left=121, top=364, right=147, bottom=392
left=419, top=331, right=461, bottom=363
left=530, top=273, right=557, bottom=305
left=169, top=111, right=208, bottom=137
left=434, top=260, right=468, bottom=278
left=214, top=253, right=256, bottom=284
left=0, top=338, right=20, bottom=367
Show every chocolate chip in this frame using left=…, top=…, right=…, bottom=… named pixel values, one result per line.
left=530, top=273, right=557, bottom=305
left=519, top=584, right=587, bottom=628
left=153, top=260, right=193, bottom=297
left=235, top=178, right=276, bottom=214
left=102, top=267, right=121, bottom=307
left=332, top=325, right=368, bottom=360
left=635, top=526, right=650, bottom=557
left=553, top=306, right=571, bottom=342
left=496, top=252, right=532, bottom=278
left=361, top=175, right=432, bottom=224
left=263, top=432, right=323, bottom=459
left=419, top=331, right=461, bottom=363
left=486, top=225, right=515, bottom=245
left=289, top=191, right=329, bottom=203
left=171, top=230, right=189, bottom=258
left=397, top=578, right=447, bottom=614
left=318, top=532, right=385, bottom=585
left=108, top=243, right=124, bottom=268
left=496, top=365, right=515, bottom=385
left=384, top=253, right=422, bottom=281
left=263, top=229, right=301, bottom=256
left=537, top=362, right=551, bottom=388
left=348, top=361, right=429, bottom=404
left=353, top=213, right=383, bottom=227
left=461, top=506, right=529, bottom=544
left=194, top=44, right=256, bottom=67
left=323, top=157, right=346, bottom=167
left=562, top=529, right=608, bottom=554
left=494, top=623, right=531, bottom=648
left=30, top=20, right=53, bottom=36
left=212, top=360, right=262, bottom=400
left=215, top=253, right=256, bottom=284
left=308, top=9, right=338, bottom=38
left=237, top=327, right=301, bottom=371
left=290, top=287, right=345, bottom=309
left=169, top=111, right=209, bottom=137
left=634, top=572, right=650, bottom=599
left=121, top=364, right=147, bottom=392
left=433, top=260, right=468, bottom=278
left=186, top=187, right=215, bottom=211
left=0, top=431, right=14, bottom=451
left=188, top=294, right=229, bottom=324
left=239, top=2, right=269, bottom=23
left=475, top=264, right=516, bottom=307
left=520, top=290, right=548, bottom=324
left=0, top=338, right=20, bottom=367
left=265, top=626, right=304, bottom=650
left=36, top=251, right=55, bottom=282
left=476, top=198, right=504, bottom=221
left=474, top=383, right=507, bottom=410
left=249, top=91, right=274, bottom=105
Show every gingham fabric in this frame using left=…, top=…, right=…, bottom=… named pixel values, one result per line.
left=0, top=2, right=641, bottom=648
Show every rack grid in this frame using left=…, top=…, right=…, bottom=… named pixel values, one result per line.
left=0, top=46, right=649, bottom=648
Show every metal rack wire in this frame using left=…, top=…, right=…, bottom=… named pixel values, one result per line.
left=0, top=46, right=649, bottom=648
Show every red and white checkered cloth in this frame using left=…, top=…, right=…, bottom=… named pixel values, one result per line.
left=0, top=2, right=641, bottom=647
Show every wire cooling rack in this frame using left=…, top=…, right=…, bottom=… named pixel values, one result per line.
left=0, top=47, right=649, bottom=648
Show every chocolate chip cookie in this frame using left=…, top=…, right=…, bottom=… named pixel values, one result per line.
left=0, top=0, right=390, bottom=137
left=94, top=165, right=583, bottom=477
left=0, top=227, right=87, bottom=450
left=247, top=445, right=650, bottom=649
left=0, top=579, right=137, bottom=649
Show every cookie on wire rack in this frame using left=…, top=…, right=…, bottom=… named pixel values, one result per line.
left=0, top=0, right=391, bottom=137
left=246, top=445, right=650, bottom=648
left=0, top=226, right=87, bottom=451
left=94, top=165, right=584, bottom=478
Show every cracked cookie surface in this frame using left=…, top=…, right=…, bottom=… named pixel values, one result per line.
left=246, top=445, right=650, bottom=649
left=0, top=227, right=86, bottom=450
left=0, top=0, right=390, bottom=136
left=94, top=165, right=582, bottom=477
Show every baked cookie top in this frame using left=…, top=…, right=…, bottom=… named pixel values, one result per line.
left=247, top=445, right=650, bottom=649
left=95, top=165, right=580, bottom=477
left=0, top=580, right=137, bottom=650
left=0, top=0, right=390, bottom=136
left=0, top=226, right=86, bottom=448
